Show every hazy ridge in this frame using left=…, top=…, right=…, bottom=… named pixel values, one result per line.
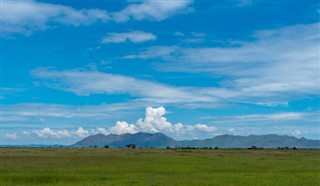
left=71, top=133, right=320, bottom=148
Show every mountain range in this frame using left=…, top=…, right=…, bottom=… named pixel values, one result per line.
left=71, top=133, right=320, bottom=148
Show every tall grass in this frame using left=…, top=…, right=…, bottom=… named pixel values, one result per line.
left=1, top=148, right=319, bottom=185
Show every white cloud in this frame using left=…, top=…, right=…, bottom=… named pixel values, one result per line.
left=31, top=67, right=215, bottom=104
left=102, top=31, right=156, bottom=43
left=30, top=63, right=318, bottom=108
left=200, top=112, right=320, bottom=137
left=194, top=123, right=217, bottom=133
left=13, top=107, right=320, bottom=140
left=204, top=112, right=308, bottom=126
left=18, top=107, right=218, bottom=140
left=113, top=0, right=193, bottom=22
left=3, top=102, right=146, bottom=124
left=191, top=32, right=206, bottom=37
left=109, top=121, right=137, bottom=134
left=137, top=107, right=171, bottom=132
left=126, top=107, right=218, bottom=139
left=125, top=23, right=320, bottom=103
left=5, top=133, right=18, bottom=140
left=1, top=0, right=109, bottom=35
left=28, top=127, right=89, bottom=139
left=292, top=130, right=301, bottom=136
left=32, top=128, right=71, bottom=139
left=236, top=112, right=304, bottom=121
left=174, top=31, right=185, bottom=36
left=2, top=0, right=193, bottom=36
left=73, top=127, right=90, bottom=138
left=93, top=127, right=110, bottom=136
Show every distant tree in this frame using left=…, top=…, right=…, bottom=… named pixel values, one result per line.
left=94, top=145, right=97, bottom=148
left=293, top=147, right=297, bottom=150
left=104, top=145, right=109, bottom=148
left=214, top=147, right=219, bottom=150
left=248, top=146, right=257, bottom=150
left=125, top=144, right=136, bottom=149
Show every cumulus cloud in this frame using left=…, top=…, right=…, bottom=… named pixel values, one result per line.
left=19, top=107, right=217, bottom=140
left=93, top=127, right=110, bottom=136
left=137, top=107, right=171, bottom=132
left=102, top=31, right=156, bottom=43
left=113, top=0, right=193, bottom=22
left=122, top=107, right=218, bottom=139
left=28, top=127, right=89, bottom=139
left=31, top=128, right=71, bottom=139
left=1, top=0, right=109, bottom=35
left=14, top=107, right=320, bottom=140
left=5, top=133, right=18, bottom=140
left=73, top=127, right=90, bottom=138
left=109, top=121, right=137, bottom=134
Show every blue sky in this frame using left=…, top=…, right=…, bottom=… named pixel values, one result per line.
left=1, top=0, right=319, bottom=145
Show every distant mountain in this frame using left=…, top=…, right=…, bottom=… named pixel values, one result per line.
left=71, top=133, right=320, bottom=148
left=72, top=132, right=176, bottom=148
left=0, top=144, right=67, bottom=148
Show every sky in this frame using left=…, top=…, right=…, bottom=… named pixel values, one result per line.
left=1, top=0, right=319, bottom=145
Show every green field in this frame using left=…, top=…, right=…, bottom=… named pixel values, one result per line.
left=1, top=148, right=319, bottom=186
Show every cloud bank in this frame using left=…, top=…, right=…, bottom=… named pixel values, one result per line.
left=17, top=107, right=217, bottom=140
left=5, top=105, right=317, bottom=141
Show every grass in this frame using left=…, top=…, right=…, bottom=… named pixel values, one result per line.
left=1, top=148, right=319, bottom=185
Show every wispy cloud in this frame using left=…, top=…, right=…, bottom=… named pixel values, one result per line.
left=30, top=63, right=318, bottom=108
left=101, top=31, right=156, bottom=44
left=0, top=87, right=25, bottom=99
left=31, top=67, right=217, bottom=105
left=112, top=0, right=193, bottom=22
left=125, top=23, right=320, bottom=103
left=202, top=112, right=320, bottom=125
left=2, top=0, right=194, bottom=36
left=1, top=0, right=109, bottom=36
left=3, top=102, right=144, bottom=123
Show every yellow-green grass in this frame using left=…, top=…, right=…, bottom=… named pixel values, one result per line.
left=1, top=148, right=319, bottom=186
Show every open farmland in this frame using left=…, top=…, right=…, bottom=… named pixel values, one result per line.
left=1, top=148, right=319, bottom=186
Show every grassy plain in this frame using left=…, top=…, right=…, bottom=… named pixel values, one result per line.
left=1, top=148, right=319, bottom=186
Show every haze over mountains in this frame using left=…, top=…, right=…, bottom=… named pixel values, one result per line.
left=72, top=132, right=320, bottom=148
